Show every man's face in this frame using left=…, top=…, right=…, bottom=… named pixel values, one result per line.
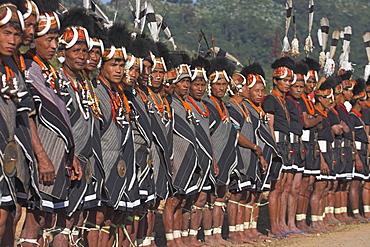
left=334, top=93, right=343, bottom=105
left=304, top=78, right=317, bottom=95
left=34, top=33, right=58, bottom=60
left=319, top=96, right=333, bottom=110
left=289, top=81, right=304, bottom=99
left=342, top=89, right=353, bottom=101
left=210, top=78, right=228, bottom=99
left=174, top=77, right=190, bottom=97
left=123, top=65, right=140, bottom=87
left=64, top=43, right=89, bottom=72
left=151, top=66, right=165, bottom=89
left=359, top=99, right=367, bottom=110
left=85, top=47, right=101, bottom=72
left=0, top=23, right=22, bottom=56
left=22, top=15, right=36, bottom=46
left=240, top=84, right=250, bottom=99
left=249, top=83, right=265, bottom=105
left=189, top=78, right=206, bottom=101
left=101, top=59, right=125, bottom=84
left=138, top=59, right=151, bottom=85
left=273, top=77, right=291, bottom=94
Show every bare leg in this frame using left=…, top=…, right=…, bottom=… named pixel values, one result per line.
left=227, top=193, right=243, bottom=244
left=268, top=180, right=284, bottom=236
left=278, top=172, right=291, bottom=233
left=212, top=185, right=232, bottom=246
left=350, top=179, right=365, bottom=220
left=188, top=192, right=208, bottom=247
left=163, top=195, right=185, bottom=247
left=363, top=182, right=370, bottom=218
left=310, top=180, right=328, bottom=230
left=287, top=172, right=302, bottom=232
left=19, top=209, right=49, bottom=247
left=1, top=207, right=14, bottom=246
left=84, top=207, right=105, bottom=247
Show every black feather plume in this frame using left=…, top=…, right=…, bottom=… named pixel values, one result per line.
left=271, top=56, right=294, bottom=70
left=168, top=51, right=191, bottom=68
left=37, top=0, right=59, bottom=13
left=241, top=62, right=265, bottom=78
left=293, top=61, right=309, bottom=76
left=106, top=22, right=132, bottom=50
left=353, top=77, right=366, bottom=96
left=302, top=57, right=320, bottom=72
left=59, top=8, right=94, bottom=34
left=207, top=57, right=235, bottom=77
left=318, top=76, right=337, bottom=90
left=191, top=56, right=210, bottom=71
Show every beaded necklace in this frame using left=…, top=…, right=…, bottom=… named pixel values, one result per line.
left=136, top=84, right=149, bottom=103
left=12, top=51, right=26, bottom=75
left=99, top=75, right=131, bottom=122
left=230, top=98, right=251, bottom=123
left=314, top=105, right=328, bottom=117
left=61, top=67, right=102, bottom=120
left=271, top=90, right=290, bottom=125
left=26, top=50, right=58, bottom=90
left=187, top=95, right=210, bottom=117
left=148, top=87, right=172, bottom=119
left=1, top=60, right=18, bottom=101
left=209, top=95, right=229, bottom=123
left=301, top=94, right=315, bottom=115
left=246, top=99, right=266, bottom=119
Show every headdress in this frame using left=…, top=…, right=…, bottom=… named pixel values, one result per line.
left=293, top=61, right=309, bottom=85
left=190, top=56, right=209, bottom=83
left=352, top=78, right=366, bottom=101
left=366, top=75, right=370, bottom=93
left=207, top=57, right=235, bottom=84
left=102, top=22, right=130, bottom=61
left=240, top=62, right=266, bottom=88
left=35, top=0, right=59, bottom=37
left=152, top=41, right=169, bottom=72
left=23, top=0, right=39, bottom=21
left=338, top=70, right=354, bottom=90
left=302, top=57, right=320, bottom=83
left=169, top=51, right=192, bottom=83
left=0, top=1, right=24, bottom=30
left=315, top=76, right=337, bottom=99
left=271, top=56, right=294, bottom=79
left=59, top=8, right=92, bottom=50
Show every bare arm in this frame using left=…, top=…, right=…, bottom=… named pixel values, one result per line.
left=267, top=113, right=276, bottom=143
left=237, top=131, right=262, bottom=156
left=302, top=112, right=322, bottom=129
left=29, top=117, right=56, bottom=185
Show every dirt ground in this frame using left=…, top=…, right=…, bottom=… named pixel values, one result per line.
left=15, top=204, right=370, bottom=247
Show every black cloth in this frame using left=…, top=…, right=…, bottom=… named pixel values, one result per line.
left=361, top=103, right=370, bottom=126
left=336, top=103, right=354, bottom=140
left=350, top=111, right=368, bottom=144
left=317, top=111, right=333, bottom=142
left=262, top=94, right=289, bottom=135
left=286, top=95, right=303, bottom=136
left=203, top=96, right=238, bottom=186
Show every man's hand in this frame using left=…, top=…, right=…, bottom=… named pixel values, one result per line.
left=355, top=158, right=364, bottom=173
left=213, top=162, right=220, bottom=177
left=70, top=156, right=83, bottom=180
left=259, top=156, right=269, bottom=174
left=37, top=151, right=55, bottom=185
left=253, top=145, right=263, bottom=157
left=320, top=160, right=330, bottom=175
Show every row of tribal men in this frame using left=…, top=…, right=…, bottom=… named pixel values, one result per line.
left=0, top=1, right=368, bottom=247
left=0, top=1, right=273, bottom=247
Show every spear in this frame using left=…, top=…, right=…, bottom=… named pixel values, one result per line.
left=323, top=30, right=340, bottom=77
left=363, top=32, right=370, bottom=81
left=304, top=0, right=314, bottom=54
left=282, top=0, right=293, bottom=54
left=318, top=17, right=329, bottom=68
